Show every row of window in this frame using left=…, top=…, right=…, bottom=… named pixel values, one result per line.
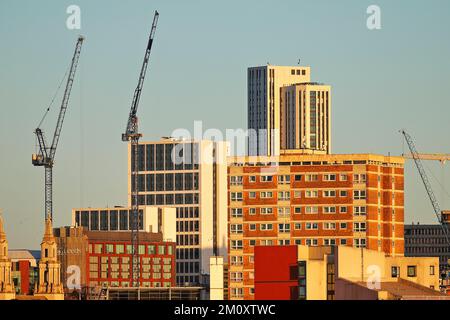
left=230, top=222, right=365, bottom=233
left=230, top=190, right=367, bottom=201
left=229, top=238, right=366, bottom=249
left=89, top=243, right=172, bottom=256
left=230, top=173, right=367, bottom=185
left=230, top=205, right=367, bottom=216
left=90, top=280, right=173, bottom=288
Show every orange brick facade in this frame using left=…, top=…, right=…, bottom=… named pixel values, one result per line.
left=227, top=154, right=405, bottom=300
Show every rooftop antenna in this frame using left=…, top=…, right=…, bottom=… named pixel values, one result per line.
left=298, top=59, right=301, bottom=65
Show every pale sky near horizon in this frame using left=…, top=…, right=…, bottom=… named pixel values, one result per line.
left=1, top=0, right=449, bottom=249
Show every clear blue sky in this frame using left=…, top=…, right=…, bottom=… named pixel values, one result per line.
left=1, top=0, right=449, bottom=249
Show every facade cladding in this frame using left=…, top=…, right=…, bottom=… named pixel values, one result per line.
left=405, top=214, right=450, bottom=274
left=129, top=139, right=228, bottom=286
left=54, top=227, right=176, bottom=289
left=227, top=153, right=405, bottom=300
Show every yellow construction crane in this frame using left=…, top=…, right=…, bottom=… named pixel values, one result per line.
left=402, top=153, right=450, bottom=164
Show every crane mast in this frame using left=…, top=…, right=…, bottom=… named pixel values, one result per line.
left=400, top=130, right=450, bottom=248
left=32, top=36, right=84, bottom=221
left=122, top=11, right=159, bottom=290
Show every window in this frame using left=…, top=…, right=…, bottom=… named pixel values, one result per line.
left=305, top=222, right=318, bottom=230
left=340, top=174, right=348, bottom=181
left=294, top=190, right=301, bottom=198
left=230, top=256, right=243, bottom=266
left=407, top=266, right=417, bottom=277
left=231, top=208, right=243, bottom=218
left=306, top=239, right=318, bottom=246
left=278, top=191, right=290, bottom=200
left=324, top=206, right=336, bottom=214
left=298, top=261, right=307, bottom=300
left=340, top=223, right=347, bottom=229
left=261, top=175, right=273, bottom=182
left=294, top=175, right=302, bottom=181
left=353, top=174, right=367, bottom=183
left=230, top=272, right=243, bottom=282
left=323, top=222, right=336, bottom=230
left=231, top=288, right=244, bottom=298
left=231, top=240, right=243, bottom=250
left=249, top=224, right=256, bottom=231
left=353, top=190, right=366, bottom=200
left=277, top=207, right=290, bottom=217
left=249, top=208, right=256, bottom=215
left=279, top=239, right=290, bottom=245
left=231, top=192, right=243, bottom=201
left=260, top=191, right=273, bottom=199
left=294, top=207, right=302, bottom=214
left=260, top=223, right=273, bottom=231
left=340, top=206, right=348, bottom=214
left=305, top=190, right=318, bottom=198
left=323, top=174, right=336, bottom=181
left=340, top=190, right=348, bottom=197
left=278, top=223, right=290, bottom=233
left=391, top=266, right=400, bottom=278
left=230, top=176, right=243, bottom=185
left=278, top=175, right=290, bottom=184
left=249, top=192, right=256, bottom=199
left=305, top=206, right=318, bottom=214
left=249, top=175, right=256, bottom=183
left=230, top=224, right=243, bottom=234
left=261, top=207, right=273, bottom=215
left=323, top=190, right=336, bottom=197
left=354, top=206, right=367, bottom=216
left=305, top=174, right=318, bottom=182
left=260, top=239, right=273, bottom=246
left=249, top=240, right=256, bottom=246
left=294, top=223, right=302, bottom=230
left=295, top=239, right=302, bottom=245
left=353, top=222, right=366, bottom=232
left=430, top=265, right=435, bottom=275
left=340, top=239, right=347, bottom=245
left=354, top=238, right=366, bottom=248
left=324, top=239, right=336, bottom=246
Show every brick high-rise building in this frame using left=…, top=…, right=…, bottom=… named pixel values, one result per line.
left=227, top=153, right=405, bottom=300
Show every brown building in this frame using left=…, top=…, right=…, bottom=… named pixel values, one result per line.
left=227, top=153, right=405, bottom=300
left=54, top=226, right=176, bottom=292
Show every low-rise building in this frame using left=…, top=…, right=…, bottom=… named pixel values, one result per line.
left=54, top=226, right=176, bottom=292
left=253, top=245, right=448, bottom=300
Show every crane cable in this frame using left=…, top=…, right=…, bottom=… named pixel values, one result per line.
left=36, top=63, right=71, bottom=129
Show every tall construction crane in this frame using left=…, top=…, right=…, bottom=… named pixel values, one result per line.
left=400, top=130, right=450, bottom=248
left=122, top=11, right=159, bottom=290
left=32, top=36, right=84, bottom=221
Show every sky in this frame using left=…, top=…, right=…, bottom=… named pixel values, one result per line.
left=0, top=0, right=449, bottom=249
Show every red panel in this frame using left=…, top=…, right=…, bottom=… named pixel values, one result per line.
left=254, top=245, right=298, bottom=300
left=19, top=261, right=30, bottom=294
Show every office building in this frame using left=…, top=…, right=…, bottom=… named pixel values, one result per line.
left=227, top=153, right=405, bottom=299
left=280, top=83, right=331, bottom=153
left=129, top=138, right=228, bottom=286
left=254, top=245, right=447, bottom=300
left=54, top=226, right=176, bottom=290
left=72, top=206, right=176, bottom=241
left=405, top=211, right=450, bottom=278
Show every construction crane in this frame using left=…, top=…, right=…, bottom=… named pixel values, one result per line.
left=400, top=130, right=450, bottom=248
left=122, top=11, right=159, bottom=291
left=32, top=36, right=84, bottom=221
left=402, top=153, right=450, bottom=164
